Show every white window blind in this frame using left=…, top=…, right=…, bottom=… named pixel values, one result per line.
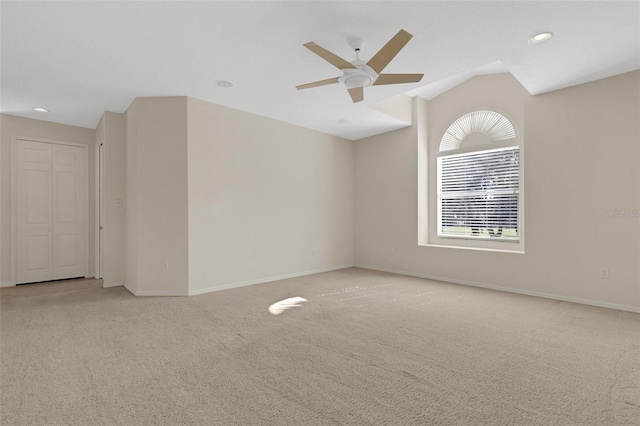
left=438, top=146, right=520, bottom=240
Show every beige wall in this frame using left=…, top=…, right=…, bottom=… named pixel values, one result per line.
left=0, top=114, right=96, bottom=285
left=122, top=96, right=353, bottom=295
left=355, top=71, right=640, bottom=311
left=186, top=97, right=354, bottom=294
left=125, top=97, right=189, bottom=296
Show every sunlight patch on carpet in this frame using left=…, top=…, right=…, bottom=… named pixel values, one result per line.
left=268, top=297, right=308, bottom=315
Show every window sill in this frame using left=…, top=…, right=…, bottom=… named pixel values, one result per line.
left=419, top=243, right=524, bottom=254
left=438, top=234, right=520, bottom=243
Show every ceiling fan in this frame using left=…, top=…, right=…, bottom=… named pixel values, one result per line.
left=296, top=29, right=423, bottom=103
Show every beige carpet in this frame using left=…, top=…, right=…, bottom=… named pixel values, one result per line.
left=1, top=268, right=639, bottom=425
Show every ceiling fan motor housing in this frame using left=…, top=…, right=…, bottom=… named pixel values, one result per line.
left=339, top=61, right=379, bottom=88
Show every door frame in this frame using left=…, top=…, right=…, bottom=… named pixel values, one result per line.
left=11, top=136, right=90, bottom=286
left=95, top=141, right=104, bottom=280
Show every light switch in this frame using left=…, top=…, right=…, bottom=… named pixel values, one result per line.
left=116, top=199, right=122, bottom=208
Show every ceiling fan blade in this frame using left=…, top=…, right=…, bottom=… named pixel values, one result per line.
left=367, top=29, right=413, bottom=74
left=373, top=73, right=424, bottom=86
left=348, top=87, right=364, bottom=103
left=304, top=42, right=356, bottom=70
left=296, top=77, right=341, bottom=90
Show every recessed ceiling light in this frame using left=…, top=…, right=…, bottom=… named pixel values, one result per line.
left=528, top=32, right=553, bottom=44
left=338, top=119, right=350, bottom=124
left=216, top=80, right=234, bottom=88
left=33, top=107, right=49, bottom=113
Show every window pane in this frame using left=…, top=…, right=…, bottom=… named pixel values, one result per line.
left=438, top=147, right=519, bottom=240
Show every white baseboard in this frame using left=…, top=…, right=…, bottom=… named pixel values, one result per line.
left=354, top=264, right=640, bottom=314
left=128, top=289, right=187, bottom=297
left=188, top=264, right=355, bottom=296
left=87, top=271, right=95, bottom=278
left=121, top=281, right=187, bottom=296
left=134, top=291, right=187, bottom=296
left=103, top=281, right=124, bottom=288
left=1, top=281, right=15, bottom=288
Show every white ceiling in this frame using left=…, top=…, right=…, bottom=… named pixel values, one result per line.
left=1, top=1, right=639, bottom=140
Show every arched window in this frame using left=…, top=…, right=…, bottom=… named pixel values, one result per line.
left=437, top=110, right=520, bottom=241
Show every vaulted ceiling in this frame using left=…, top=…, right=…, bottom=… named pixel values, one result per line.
left=2, top=1, right=639, bottom=140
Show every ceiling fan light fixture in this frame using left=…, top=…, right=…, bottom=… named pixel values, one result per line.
left=339, top=65, right=378, bottom=89
left=344, top=75, right=372, bottom=89
left=528, top=31, right=553, bottom=44
left=33, top=107, right=49, bottom=113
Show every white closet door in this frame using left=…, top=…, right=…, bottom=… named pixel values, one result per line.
left=16, top=140, right=86, bottom=284
left=16, top=141, right=53, bottom=284
left=51, top=144, right=85, bottom=280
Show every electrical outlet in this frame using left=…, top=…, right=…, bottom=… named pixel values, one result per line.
left=599, top=268, right=609, bottom=279
left=116, top=199, right=122, bottom=208
left=161, top=261, right=169, bottom=271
